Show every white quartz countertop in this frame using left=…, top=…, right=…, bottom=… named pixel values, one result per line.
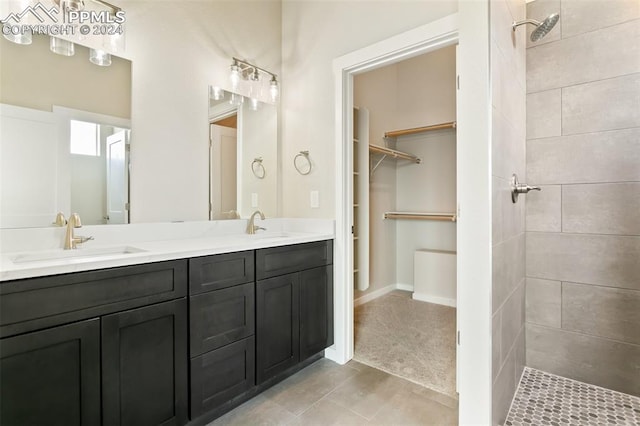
left=0, top=219, right=334, bottom=282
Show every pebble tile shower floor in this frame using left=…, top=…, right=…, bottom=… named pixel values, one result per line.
left=506, top=367, right=640, bottom=426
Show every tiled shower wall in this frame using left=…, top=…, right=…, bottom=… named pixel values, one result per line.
left=525, top=0, right=640, bottom=396
left=490, top=0, right=527, bottom=424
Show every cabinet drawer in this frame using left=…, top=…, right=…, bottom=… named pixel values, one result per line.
left=189, top=251, right=254, bottom=295
left=190, top=283, right=255, bottom=357
left=256, top=240, right=333, bottom=280
left=190, top=337, right=255, bottom=418
left=0, top=260, right=188, bottom=338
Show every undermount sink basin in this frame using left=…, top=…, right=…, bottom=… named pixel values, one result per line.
left=11, top=246, right=147, bottom=264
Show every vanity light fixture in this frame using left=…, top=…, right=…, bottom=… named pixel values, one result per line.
left=0, top=0, right=125, bottom=66
left=229, top=57, right=279, bottom=104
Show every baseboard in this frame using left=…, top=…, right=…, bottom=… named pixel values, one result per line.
left=354, top=283, right=414, bottom=307
left=412, top=292, right=457, bottom=307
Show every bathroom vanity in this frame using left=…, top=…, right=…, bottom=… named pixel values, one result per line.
left=0, top=220, right=334, bottom=426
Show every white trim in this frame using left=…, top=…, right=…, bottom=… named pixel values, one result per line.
left=412, top=292, right=457, bottom=308
left=331, top=8, right=493, bottom=424
left=353, top=283, right=414, bottom=307
left=52, top=106, right=132, bottom=129
left=330, top=12, right=459, bottom=367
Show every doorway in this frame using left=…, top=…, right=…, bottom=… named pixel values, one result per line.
left=351, top=44, right=458, bottom=397
left=330, top=11, right=495, bottom=423
left=209, top=113, right=239, bottom=220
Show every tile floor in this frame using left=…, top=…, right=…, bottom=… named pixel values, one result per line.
left=505, top=367, right=640, bottom=426
left=208, top=358, right=458, bottom=425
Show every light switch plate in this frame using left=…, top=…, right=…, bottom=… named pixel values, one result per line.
left=310, top=190, right=319, bottom=208
left=251, top=193, right=258, bottom=207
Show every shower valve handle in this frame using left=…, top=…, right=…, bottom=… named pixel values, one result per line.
left=516, top=184, right=541, bottom=193
left=511, top=174, right=541, bottom=203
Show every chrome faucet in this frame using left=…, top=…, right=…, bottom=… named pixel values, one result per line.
left=64, top=213, right=94, bottom=249
left=246, top=210, right=266, bottom=234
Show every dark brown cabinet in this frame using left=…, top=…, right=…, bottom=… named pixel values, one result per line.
left=300, top=266, right=334, bottom=361
left=188, top=252, right=257, bottom=418
left=190, top=337, right=255, bottom=418
left=0, top=261, right=188, bottom=426
left=0, top=319, right=101, bottom=426
left=255, top=241, right=334, bottom=385
left=0, top=240, right=333, bottom=426
left=102, top=299, right=188, bottom=426
left=256, top=273, right=300, bottom=384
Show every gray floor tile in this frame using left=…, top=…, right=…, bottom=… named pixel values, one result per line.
left=369, top=384, right=458, bottom=425
left=207, top=394, right=297, bottom=426
left=290, top=399, right=368, bottom=426
left=262, top=358, right=359, bottom=415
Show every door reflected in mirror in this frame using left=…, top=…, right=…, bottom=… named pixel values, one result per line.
left=209, top=87, right=278, bottom=220
left=0, top=33, right=132, bottom=229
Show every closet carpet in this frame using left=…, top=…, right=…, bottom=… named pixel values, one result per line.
left=354, top=290, right=457, bottom=398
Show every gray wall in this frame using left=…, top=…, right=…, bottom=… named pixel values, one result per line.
left=490, top=0, right=527, bottom=424
left=525, top=0, right=640, bottom=396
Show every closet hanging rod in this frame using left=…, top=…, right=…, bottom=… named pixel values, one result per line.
left=384, top=212, right=457, bottom=222
left=384, top=121, right=456, bottom=138
left=368, top=145, right=421, bottom=163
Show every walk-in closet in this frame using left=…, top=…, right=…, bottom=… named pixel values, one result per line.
left=352, top=45, right=458, bottom=398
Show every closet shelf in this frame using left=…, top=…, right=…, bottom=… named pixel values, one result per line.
left=383, top=211, right=457, bottom=222
left=369, top=144, right=421, bottom=177
left=384, top=121, right=456, bottom=138
left=369, top=145, right=421, bottom=163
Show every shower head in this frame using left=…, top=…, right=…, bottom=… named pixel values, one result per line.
left=512, top=13, right=560, bottom=42
left=530, top=13, right=559, bottom=42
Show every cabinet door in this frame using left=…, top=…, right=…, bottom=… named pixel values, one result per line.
left=256, top=273, right=300, bottom=384
left=0, top=319, right=100, bottom=426
left=102, top=299, right=188, bottom=426
left=190, top=337, right=255, bottom=417
left=190, top=282, right=254, bottom=357
left=299, top=266, right=334, bottom=361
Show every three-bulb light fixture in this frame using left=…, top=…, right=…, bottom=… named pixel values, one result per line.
left=212, top=58, right=279, bottom=110
left=2, top=0, right=121, bottom=67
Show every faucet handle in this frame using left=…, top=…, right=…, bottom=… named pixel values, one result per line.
left=74, top=236, right=94, bottom=247
left=52, top=212, right=67, bottom=227
left=70, top=212, right=83, bottom=228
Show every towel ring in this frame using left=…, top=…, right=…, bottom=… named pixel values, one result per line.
left=294, top=150, right=312, bottom=175
left=251, top=157, right=266, bottom=179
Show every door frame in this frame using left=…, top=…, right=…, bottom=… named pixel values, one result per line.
left=330, top=11, right=493, bottom=423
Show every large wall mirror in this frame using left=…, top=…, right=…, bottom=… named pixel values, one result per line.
left=0, top=33, right=132, bottom=228
left=208, top=87, right=278, bottom=220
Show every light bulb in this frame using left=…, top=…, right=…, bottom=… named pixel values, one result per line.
left=250, top=98, right=259, bottom=111
left=89, top=49, right=111, bottom=66
left=229, top=93, right=244, bottom=106
left=50, top=37, right=74, bottom=56
left=269, top=77, right=279, bottom=103
left=230, top=64, right=240, bottom=90
left=210, top=86, right=225, bottom=101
